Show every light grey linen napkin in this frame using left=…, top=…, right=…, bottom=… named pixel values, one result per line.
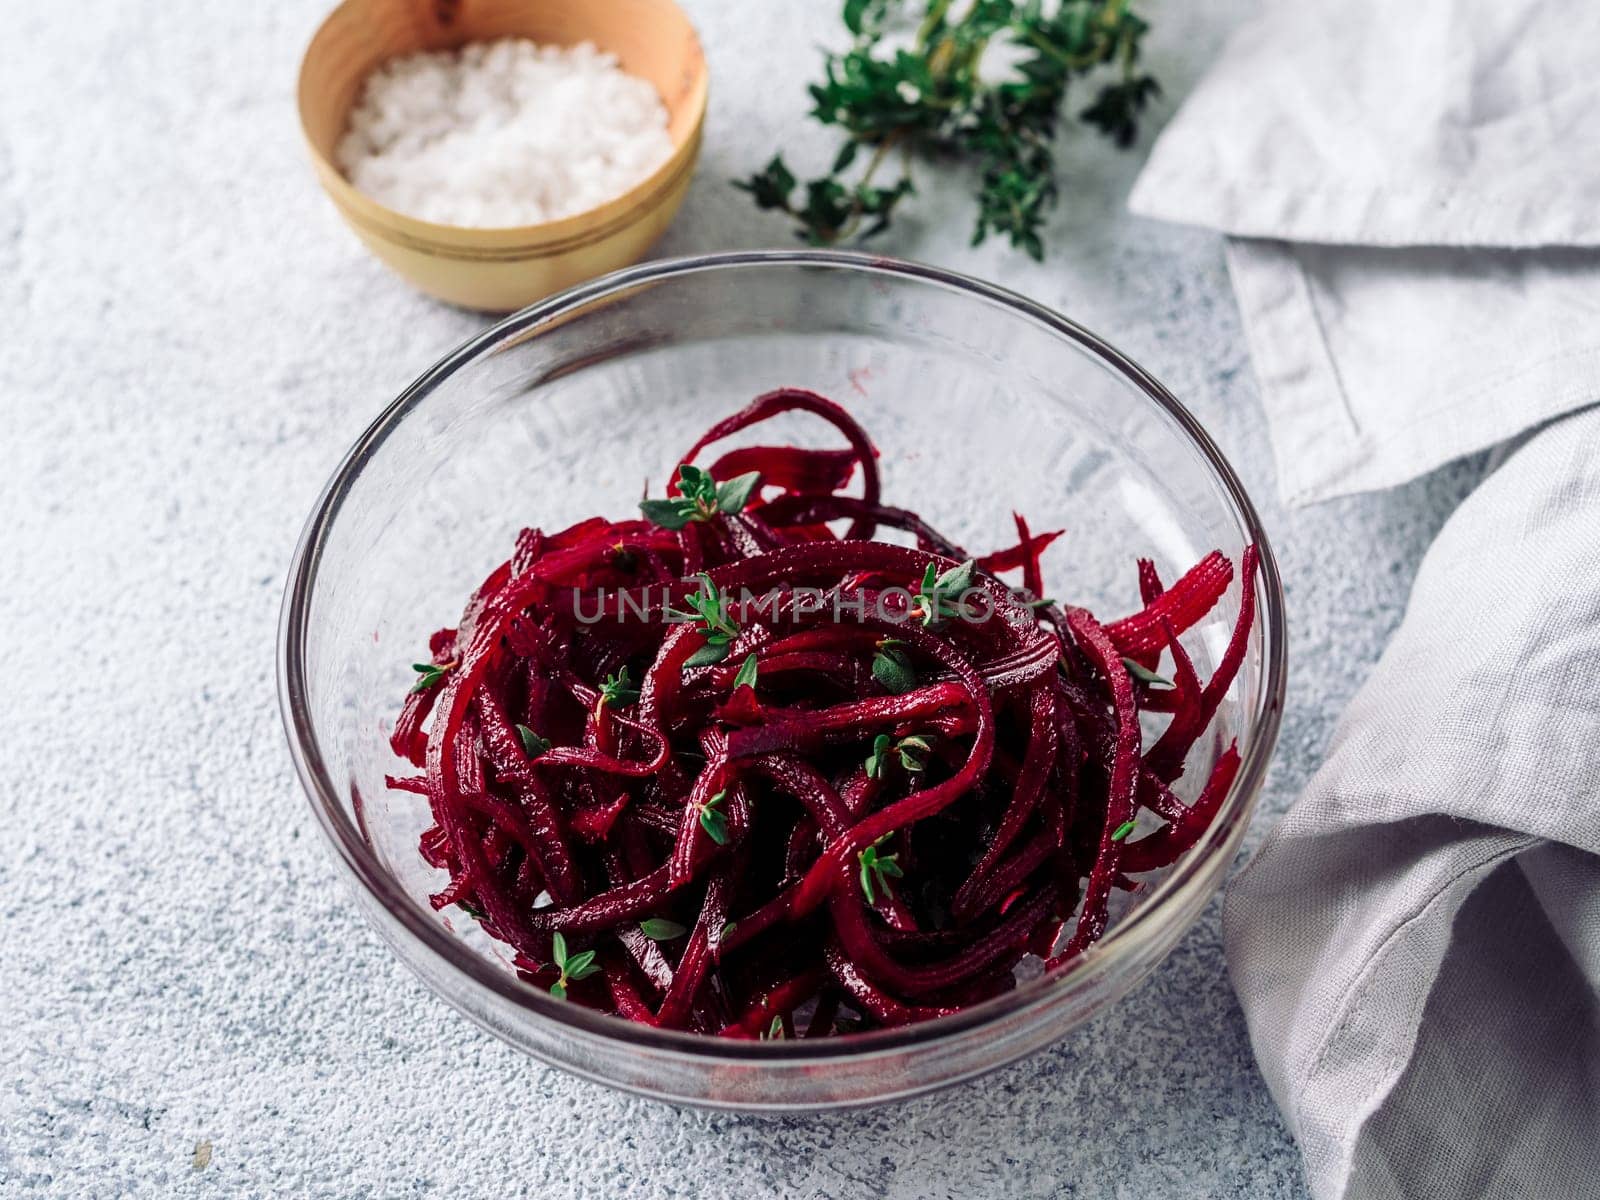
left=1128, top=0, right=1600, bottom=505
left=1129, top=10, right=1600, bottom=1190
left=1223, top=402, right=1600, bottom=1200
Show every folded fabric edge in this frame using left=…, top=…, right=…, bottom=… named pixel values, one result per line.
left=1129, top=166, right=1600, bottom=250
left=1225, top=829, right=1532, bottom=1200
left=1220, top=239, right=1370, bottom=507
left=1222, top=239, right=1600, bottom=507
left=1296, top=841, right=1530, bottom=1198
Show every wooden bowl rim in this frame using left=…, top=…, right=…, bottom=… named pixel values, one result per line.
left=295, top=0, right=709, bottom=249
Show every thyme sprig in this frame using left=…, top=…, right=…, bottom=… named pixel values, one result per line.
left=912, top=559, right=975, bottom=626
left=857, top=834, right=906, bottom=904
left=671, top=573, right=742, bottom=667
left=735, top=0, right=1158, bottom=259
left=599, top=667, right=640, bottom=707
left=640, top=464, right=761, bottom=531
left=865, top=732, right=933, bottom=778
left=549, top=931, right=601, bottom=1000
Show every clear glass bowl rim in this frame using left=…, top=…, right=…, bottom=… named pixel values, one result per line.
left=277, top=248, right=1287, bottom=1065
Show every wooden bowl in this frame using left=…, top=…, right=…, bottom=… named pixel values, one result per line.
left=297, top=0, right=707, bottom=312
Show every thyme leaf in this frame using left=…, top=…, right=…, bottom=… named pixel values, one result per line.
left=871, top=639, right=916, bottom=694
left=410, top=660, right=455, bottom=693
left=699, top=788, right=731, bottom=846
left=640, top=918, right=687, bottom=941
left=516, top=724, right=552, bottom=759
left=1121, top=657, right=1171, bottom=688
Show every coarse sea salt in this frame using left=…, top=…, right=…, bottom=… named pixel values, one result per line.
left=335, top=39, right=675, bottom=228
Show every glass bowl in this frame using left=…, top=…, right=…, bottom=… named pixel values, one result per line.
left=278, top=249, right=1286, bottom=1110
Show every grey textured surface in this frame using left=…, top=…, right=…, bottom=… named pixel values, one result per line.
left=0, top=1, right=1485, bottom=1196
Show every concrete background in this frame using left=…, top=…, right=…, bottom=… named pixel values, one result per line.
left=0, top=0, right=1484, bottom=1195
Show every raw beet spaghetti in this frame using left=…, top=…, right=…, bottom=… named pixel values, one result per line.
left=388, top=388, right=1257, bottom=1037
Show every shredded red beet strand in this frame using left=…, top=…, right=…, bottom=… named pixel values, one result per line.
left=391, top=387, right=1257, bottom=1036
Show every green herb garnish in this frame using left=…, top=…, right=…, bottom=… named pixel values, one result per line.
left=1121, top=657, right=1171, bottom=688
left=762, top=1015, right=786, bottom=1041
left=639, top=918, right=688, bottom=941
left=599, top=667, right=640, bottom=707
left=912, top=559, right=975, bottom=626
left=870, top=638, right=916, bottom=694
left=516, top=724, right=552, bottom=759
left=698, top=788, right=730, bottom=846
left=457, top=899, right=486, bottom=922
left=864, top=732, right=932, bottom=778
left=673, top=574, right=741, bottom=667
left=715, top=471, right=761, bottom=516
left=410, top=660, right=455, bottom=693
left=895, top=734, right=932, bottom=772
left=640, top=464, right=762, bottom=530
left=865, top=733, right=893, bottom=779
left=857, top=834, right=905, bottom=905
left=1110, top=818, right=1137, bottom=842
left=549, top=930, right=600, bottom=1000
left=733, top=653, right=760, bottom=691
left=734, top=0, right=1158, bottom=260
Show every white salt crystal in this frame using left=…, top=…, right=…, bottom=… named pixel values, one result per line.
left=335, top=39, right=676, bottom=228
